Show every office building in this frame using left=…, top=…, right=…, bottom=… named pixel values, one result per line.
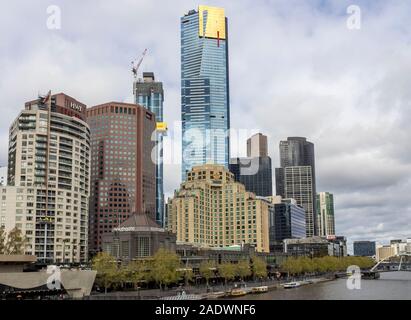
left=276, top=166, right=315, bottom=237
left=275, top=137, right=317, bottom=237
left=181, top=5, right=230, bottom=180
left=376, top=245, right=396, bottom=262
left=268, top=196, right=306, bottom=245
left=87, top=102, right=156, bottom=255
left=353, top=241, right=376, bottom=257
left=317, top=192, right=335, bottom=237
left=0, top=167, right=7, bottom=186
left=284, top=236, right=346, bottom=258
left=167, top=164, right=269, bottom=253
left=230, top=133, right=272, bottom=197
left=247, top=133, right=268, bottom=158
left=134, top=72, right=166, bottom=227
left=3, top=92, right=90, bottom=263
left=375, top=239, right=411, bottom=261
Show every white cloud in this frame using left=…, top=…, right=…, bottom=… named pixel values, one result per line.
left=0, top=0, right=410, bottom=249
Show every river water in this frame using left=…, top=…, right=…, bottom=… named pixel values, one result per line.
left=234, top=272, right=411, bottom=300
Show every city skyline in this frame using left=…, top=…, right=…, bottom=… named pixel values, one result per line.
left=1, top=0, right=410, bottom=249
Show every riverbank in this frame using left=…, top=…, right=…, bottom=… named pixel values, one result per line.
left=87, top=275, right=336, bottom=300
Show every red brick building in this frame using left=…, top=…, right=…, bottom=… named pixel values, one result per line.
left=87, top=102, right=156, bottom=255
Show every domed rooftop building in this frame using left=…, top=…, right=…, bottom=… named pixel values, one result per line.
left=101, top=213, right=176, bottom=263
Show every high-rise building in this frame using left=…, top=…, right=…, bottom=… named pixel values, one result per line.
left=167, top=164, right=269, bottom=253
left=276, top=166, right=315, bottom=237
left=269, top=196, right=306, bottom=243
left=87, top=102, right=156, bottom=255
left=181, top=5, right=230, bottom=180
left=247, top=133, right=268, bottom=158
left=3, top=92, right=90, bottom=263
left=134, top=72, right=166, bottom=227
left=0, top=166, right=7, bottom=186
left=353, top=241, right=376, bottom=257
left=230, top=133, right=272, bottom=197
left=276, top=137, right=317, bottom=237
left=316, top=192, right=335, bottom=238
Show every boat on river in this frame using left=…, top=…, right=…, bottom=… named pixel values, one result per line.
left=282, top=282, right=301, bottom=289
left=252, top=286, right=268, bottom=293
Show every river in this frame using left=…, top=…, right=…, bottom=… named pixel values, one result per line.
left=234, top=272, right=411, bottom=300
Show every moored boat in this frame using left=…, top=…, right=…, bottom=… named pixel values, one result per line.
left=229, top=288, right=247, bottom=297
left=252, top=286, right=268, bottom=293
left=282, top=281, right=301, bottom=289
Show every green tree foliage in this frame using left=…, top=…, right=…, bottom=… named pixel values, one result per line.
left=252, top=257, right=268, bottom=279
left=92, top=252, right=119, bottom=294
left=149, top=248, right=181, bottom=290
left=182, top=268, right=194, bottom=286
left=218, top=262, right=236, bottom=287
left=199, top=261, right=215, bottom=286
left=235, top=260, right=251, bottom=281
left=5, top=227, right=26, bottom=255
left=280, top=255, right=376, bottom=276
left=123, top=260, right=149, bottom=290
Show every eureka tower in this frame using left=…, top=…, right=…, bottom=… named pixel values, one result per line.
left=181, top=5, right=230, bottom=180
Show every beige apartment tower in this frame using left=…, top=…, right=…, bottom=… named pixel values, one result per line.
left=3, top=92, right=90, bottom=264
left=167, top=164, right=270, bottom=253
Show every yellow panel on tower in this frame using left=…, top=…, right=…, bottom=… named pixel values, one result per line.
left=198, top=5, right=226, bottom=40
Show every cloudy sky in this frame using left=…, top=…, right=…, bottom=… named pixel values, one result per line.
left=1, top=0, right=410, bottom=250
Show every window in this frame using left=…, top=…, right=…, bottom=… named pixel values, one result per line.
left=136, top=237, right=150, bottom=257
left=121, top=241, right=129, bottom=258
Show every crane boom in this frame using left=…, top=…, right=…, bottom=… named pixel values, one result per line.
left=131, top=49, right=148, bottom=79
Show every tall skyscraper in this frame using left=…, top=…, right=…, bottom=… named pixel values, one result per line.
left=316, top=192, right=336, bottom=237
left=3, top=92, right=90, bottom=263
left=230, top=133, right=272, bottom=197
left=87, top=102, right=156, bottom=255
left=134, top=72, right=166, bottom=227
left=181, top=5, right=230, bottom=180
left=167, top=164, right=269, bottom=252
left=275, top=137, right=317, bottom=237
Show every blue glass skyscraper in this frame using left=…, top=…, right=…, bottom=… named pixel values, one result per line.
left=134, top=72, right=165, bottom=226
left=181, top=5, right=230, bottom=180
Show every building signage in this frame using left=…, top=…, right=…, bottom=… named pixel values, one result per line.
left=68, top=101, right=84, bottom=112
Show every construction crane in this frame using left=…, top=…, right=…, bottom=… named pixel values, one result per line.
left=131, top=49, right=148, bottom=79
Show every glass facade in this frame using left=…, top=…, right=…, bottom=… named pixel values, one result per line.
left=353, top=241, right=376, bottom=257
left=134, top=73, right=165, bottom=227
left=269, top=201, right=306, bottom=242
left=230, top=157, right=273, bottom=197
left=316, top=192, right=335, bottom=237
left=181, top=6, right=230, bottom=180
